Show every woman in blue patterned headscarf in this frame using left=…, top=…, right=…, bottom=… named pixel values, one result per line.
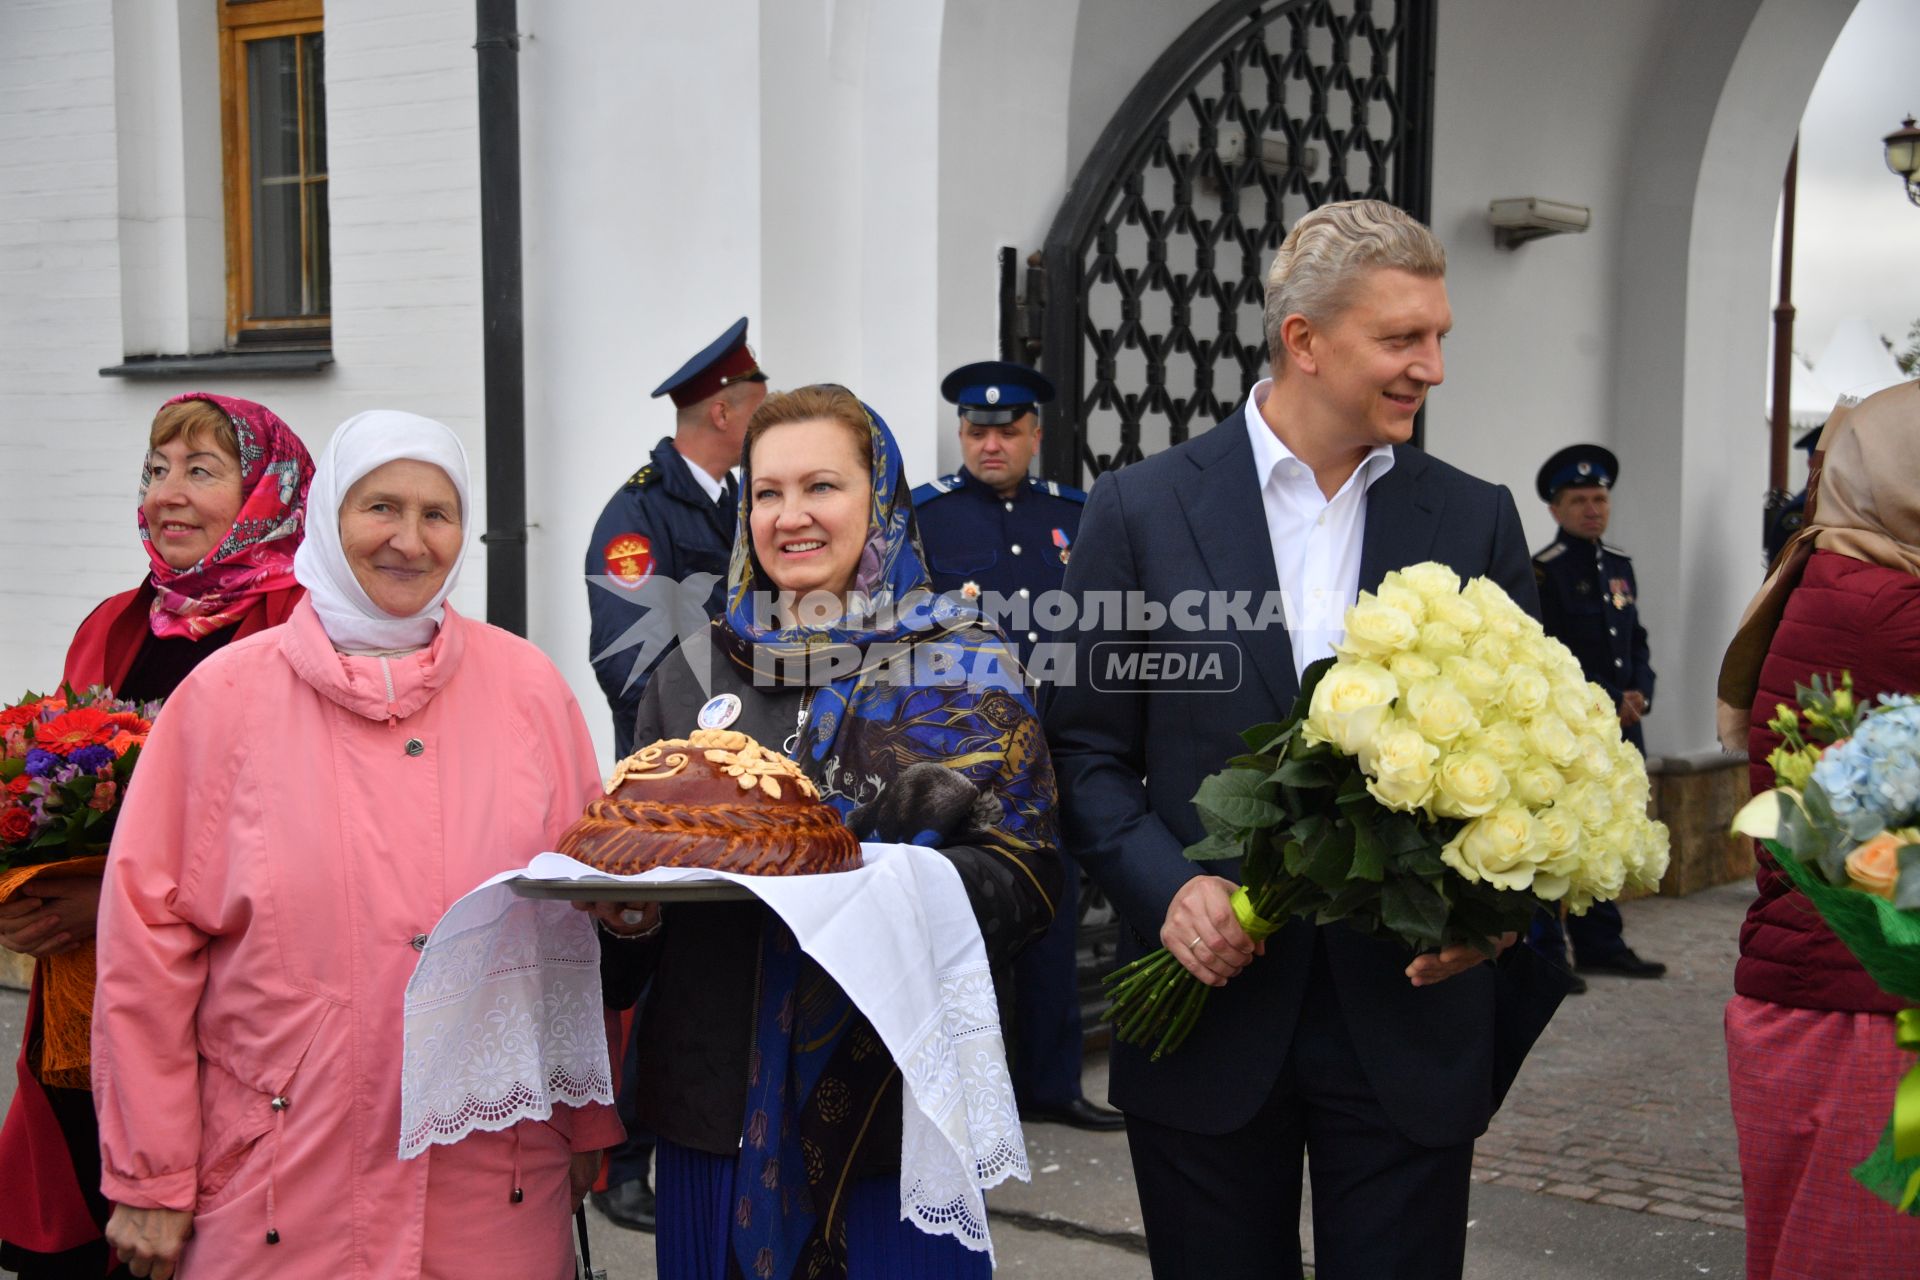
left=593, top=384, right=1060, bottom=1280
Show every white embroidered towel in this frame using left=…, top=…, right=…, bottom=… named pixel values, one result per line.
left=399, top=844, right=1028, bottom=1258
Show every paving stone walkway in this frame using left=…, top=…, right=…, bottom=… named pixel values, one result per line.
left=1471, top=879, right=1753, bottom=1232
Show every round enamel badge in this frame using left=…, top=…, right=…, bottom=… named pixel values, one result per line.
left=697, top=693, right=743, bottom=730
left=603, top=533, right=653, bottom=589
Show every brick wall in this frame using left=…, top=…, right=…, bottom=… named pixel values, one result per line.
left=0, top=1, right=137, bottom=688
left=0, top=0, right=486, bottom=694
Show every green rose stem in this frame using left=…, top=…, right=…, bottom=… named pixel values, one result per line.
left=1105, top=879, right=1314, bottom=1061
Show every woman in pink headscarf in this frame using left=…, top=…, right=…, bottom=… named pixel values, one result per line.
left=0, top=392, right=313, bottom=1278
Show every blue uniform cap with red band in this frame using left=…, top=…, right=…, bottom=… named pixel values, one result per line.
left=941, top=360, right=1055, bottom=426
left=1536, top=443, right=1619, bottom=502
left=651, top=316, right=766, bottom=409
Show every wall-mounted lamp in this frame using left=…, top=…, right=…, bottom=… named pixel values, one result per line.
left=1884, top=116, right=1920, bottom=208
left=1180, top=132, right=1321, bottom=194
left=1488, top=197, right=1591, bottom=249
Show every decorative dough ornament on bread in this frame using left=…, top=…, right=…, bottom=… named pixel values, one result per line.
left=556, top=729, right=860, bottom=876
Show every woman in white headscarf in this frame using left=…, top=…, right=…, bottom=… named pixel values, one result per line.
left=91, top=411, right=621, bottom=1280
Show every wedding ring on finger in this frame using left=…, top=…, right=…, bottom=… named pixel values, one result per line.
left=1189, top=936, right=1205, bottom=951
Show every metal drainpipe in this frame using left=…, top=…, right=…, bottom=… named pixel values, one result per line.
left=475, top=0, right=527, bottom=636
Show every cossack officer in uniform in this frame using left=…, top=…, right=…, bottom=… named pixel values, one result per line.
left=586, top=317, right=767, bottom=761
left=1527, top=444, right=1666, bottom=988
left=912, top=362, right=1086, bottom=667
left=581, top=317, right=767, bottom=1235
left=912, top=361, right=1120, bottom=1131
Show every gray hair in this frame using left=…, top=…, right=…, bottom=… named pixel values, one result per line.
left=1263, top=199, right=1446, bottom=357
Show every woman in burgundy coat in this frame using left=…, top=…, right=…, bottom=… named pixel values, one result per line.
left=1717, top=380, right=1920, bottom=1280
left=0, top=393, right=311, bottom=1278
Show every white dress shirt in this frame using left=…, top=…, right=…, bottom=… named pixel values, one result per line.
left=1242, top=379, right=1396, bottom=679
left=672, top=447, right=736, bottom=506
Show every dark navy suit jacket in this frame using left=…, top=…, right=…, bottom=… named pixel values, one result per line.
left=1043, top=408, right=1547, bottom=1146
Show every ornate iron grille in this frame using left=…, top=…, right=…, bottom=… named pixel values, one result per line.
left=1039, top=0, right=1435, bottom=485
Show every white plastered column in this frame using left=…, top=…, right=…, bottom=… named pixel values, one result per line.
left=111, top=0, right=225, bottom=356
left=1611, top=0, right=1855, bottom=756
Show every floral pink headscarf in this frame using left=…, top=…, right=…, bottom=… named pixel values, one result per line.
left=138, top=392, right=315, bottom=640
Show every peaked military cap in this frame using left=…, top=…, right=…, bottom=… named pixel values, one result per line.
left=651, top=316, right=766, bottom=408
left=941, top=361, right=1055, bottom=426
left=1536, top=443, right=1619, bottom=502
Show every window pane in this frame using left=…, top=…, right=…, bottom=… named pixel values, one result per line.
left=247, top=36, right=303, bottom=318
left=302, top=33, right=330, bottom=315
left=304, top=33, right=327, bottom=175
left=306, top=181, right=330, bottom=314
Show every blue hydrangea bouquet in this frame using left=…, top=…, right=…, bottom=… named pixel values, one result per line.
left=1734, top=677, right=1920, bottom=1212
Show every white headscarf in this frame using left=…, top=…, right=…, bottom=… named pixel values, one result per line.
left=294, top=410, right=474, bottom=652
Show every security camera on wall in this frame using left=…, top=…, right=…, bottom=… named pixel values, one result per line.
left=1488, top=197, right=1592, bottom=249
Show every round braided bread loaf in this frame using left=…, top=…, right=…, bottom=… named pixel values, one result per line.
left=556, top=729, right=860, bottom=876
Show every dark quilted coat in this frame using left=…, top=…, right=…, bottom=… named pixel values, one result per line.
left=1736, top=550, right=1920, bottom=1012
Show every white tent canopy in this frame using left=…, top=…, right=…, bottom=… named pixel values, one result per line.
left=1788, top=348, right=1840, bottom=428
left=1813, top=315, right=1910, bottom=402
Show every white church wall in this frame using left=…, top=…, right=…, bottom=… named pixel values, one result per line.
left=518, top=0, right=765, bottom=763
left=0, top=0, right=489, bottom=695
left=0, top=1, right=128, bottom=688
left=1669, top=0, right=1856, bottom=755
left=0, top=0, right=1869, bottom=767
left=1425, top=0, right=1681, bottom=538
left=929, top=0, right=1078, bottom=477
left=851, top=1, right=947, bottom=486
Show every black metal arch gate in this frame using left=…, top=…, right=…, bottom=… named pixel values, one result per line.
left=1038, top=0, right=1436, bottom=487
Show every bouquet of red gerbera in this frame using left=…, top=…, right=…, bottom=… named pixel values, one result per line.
left=1, top=686, right=157, bottom=869
left=0, top=686, right=157, bottom=1088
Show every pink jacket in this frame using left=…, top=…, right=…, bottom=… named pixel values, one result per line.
left=92, top=601, right=622, bottom=1279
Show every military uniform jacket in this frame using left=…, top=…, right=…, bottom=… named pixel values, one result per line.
left=585, top=436, right=735, bottom=758
left=1533, top=528, right=1656, bottom=733
left=911, top=467, right=1085, bottom=664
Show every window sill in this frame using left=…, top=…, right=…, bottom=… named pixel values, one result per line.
left=99, top=350, right=334, bottom=378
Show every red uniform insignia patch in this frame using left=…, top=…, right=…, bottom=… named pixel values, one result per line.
left=604, top=533, right=653, bottom=589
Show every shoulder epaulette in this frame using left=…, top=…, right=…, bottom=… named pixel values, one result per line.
left=1034, top=477, right=1088, bottom=503
left=1601, top=542, right=1631, bottom=559
left=1534, top=542, right=1567, bottom=564
left=911, top=475, right=961, bottom=506
left=626, top=463, right=658, bottom=489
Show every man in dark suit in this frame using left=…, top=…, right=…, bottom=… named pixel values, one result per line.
left=1043, top=200, right=1564, bottom=1279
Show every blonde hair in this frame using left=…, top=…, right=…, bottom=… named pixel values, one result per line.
left=148, top=397, right=240, bottom=462
left=744, top=384, right=874, bottom=474
left=1263, top=199, right=1446, bottom=355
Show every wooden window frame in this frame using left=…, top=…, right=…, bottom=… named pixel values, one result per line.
left=219, top=0, right=328, bottom=347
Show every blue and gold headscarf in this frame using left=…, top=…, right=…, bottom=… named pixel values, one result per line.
left=714, top=391, right=1058, bottom=1279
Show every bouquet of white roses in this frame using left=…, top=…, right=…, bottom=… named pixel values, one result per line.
left=1106, top=562, right=1670, bottom=1060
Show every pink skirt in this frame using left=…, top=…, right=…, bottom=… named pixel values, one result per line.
left=1725, top=995, right=1920, bottom=1280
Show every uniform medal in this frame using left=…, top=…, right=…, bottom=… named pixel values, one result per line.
left=1052, top=527, right=1072, bottom=565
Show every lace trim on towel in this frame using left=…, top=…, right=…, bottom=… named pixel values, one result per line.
left=399, top=896, right=613, bottom=1158
left=895, top=962, right=1029, bottom=1257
